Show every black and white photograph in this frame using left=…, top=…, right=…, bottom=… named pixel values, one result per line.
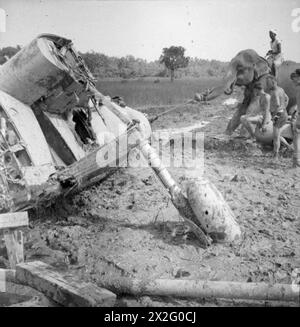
left=0, top=0, right=299, bottom=311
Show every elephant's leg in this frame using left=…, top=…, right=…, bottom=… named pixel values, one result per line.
left=225, top=90, right=260, bottom=136
left=225, top=103, right=248, bottom=135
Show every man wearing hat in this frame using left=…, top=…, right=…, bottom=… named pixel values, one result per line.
left=266, top=29, right=283, bottom=79
left=240, top=82, right=271, bottom=139
left=290, top=69, right=300, bottom=168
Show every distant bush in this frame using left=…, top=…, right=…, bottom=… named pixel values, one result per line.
left=81, top=51, right=228, bottom=80
left=207, top=68, right=215, bottom=77
left=156, top=69, right=168, bottom=78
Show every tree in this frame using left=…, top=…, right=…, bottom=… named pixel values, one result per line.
left=79, top=51, right=103, bottom=74
left=0, top=45, right=21, bottom=65
left=159, top=46, right=189, bottom=82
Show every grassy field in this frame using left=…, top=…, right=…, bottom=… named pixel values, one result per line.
left=96, top=77, right=220, bottom=108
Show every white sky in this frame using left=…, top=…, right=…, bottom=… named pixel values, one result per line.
left=0, top=0, right=299, bottom=62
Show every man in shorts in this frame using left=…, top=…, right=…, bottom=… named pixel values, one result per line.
left=267, top=75, right=289, bottom=159
left=240, top=82, right=271, bottom=139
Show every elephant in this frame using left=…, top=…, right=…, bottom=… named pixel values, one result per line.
left=195, top=49, right=299, bottom=140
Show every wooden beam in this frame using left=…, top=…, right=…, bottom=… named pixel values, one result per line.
left=0, top=212, right=28, bottom=230
left=16, top=261, right=116, bottom=307
left=3, top=230, right=24, bottom=269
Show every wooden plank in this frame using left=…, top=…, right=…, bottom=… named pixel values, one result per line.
left=0, top=212, right=28, bottom=230
left=3, top=230, right=24, bottom=269
left=16, top=261, right=116, bottom=307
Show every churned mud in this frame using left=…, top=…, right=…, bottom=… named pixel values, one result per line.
left=1, top=92, right=299, bottom=306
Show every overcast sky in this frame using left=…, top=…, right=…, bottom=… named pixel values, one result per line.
left=0, top=0, right=299, bottom=62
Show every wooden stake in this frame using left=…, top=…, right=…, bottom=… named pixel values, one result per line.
left=0, top=212, right=28, bottom=269
left=3, top=229, right=24, bottom=269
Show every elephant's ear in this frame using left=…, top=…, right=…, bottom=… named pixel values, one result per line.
left=253, top=57, right=270, bottom=79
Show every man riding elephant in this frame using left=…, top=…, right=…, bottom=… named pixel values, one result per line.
left=222, top=49, right=272, bottom=135
left=266, top=29, right=284, bottom=79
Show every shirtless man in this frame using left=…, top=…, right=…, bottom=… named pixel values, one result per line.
left=240, top=82, right=271, bottom=139
left=267, top=76, right=289, bottom=159
left=290, top=69, right=300, bottom=168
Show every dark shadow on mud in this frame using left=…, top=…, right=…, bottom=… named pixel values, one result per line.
left=28, top=168, right=121, bottom=223
left=0, top=292, right=33, bottom=307
left=204, top=136, right=294, bottom=167
left=205, top=135, right=271, bottom=153
left=120, top=221, right=206, bottom=248
left=232, top=155, right=293, bottom=170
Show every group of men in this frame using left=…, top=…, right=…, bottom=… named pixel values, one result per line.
left=240, top=75, right=289, bottom=160
left=238, top=30, right=300, bottom=168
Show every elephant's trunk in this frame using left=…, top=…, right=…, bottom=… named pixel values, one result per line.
left=222, top=67, right=237, bottom=96
left=199, top=66, right=237, bottom=101
left=224, top=79, right=236, bottom=95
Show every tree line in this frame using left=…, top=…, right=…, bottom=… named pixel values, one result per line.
left=0, top=45, right=228, bottom=79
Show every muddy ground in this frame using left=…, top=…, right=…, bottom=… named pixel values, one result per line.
left=1, top=92, right=299, bottom=306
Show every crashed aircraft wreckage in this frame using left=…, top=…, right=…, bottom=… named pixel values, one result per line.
left=0, top=34, right=241, bottom=247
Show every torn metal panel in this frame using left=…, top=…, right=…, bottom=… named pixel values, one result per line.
left=44, top=112, right=86, bottom=161
left=0, top=90, right=53, bottom=167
